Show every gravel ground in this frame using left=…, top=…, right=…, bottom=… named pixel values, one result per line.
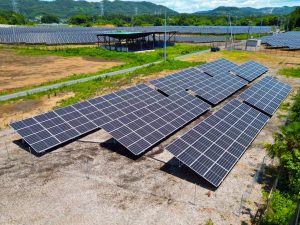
left=0, top=70, right=299, bottom=225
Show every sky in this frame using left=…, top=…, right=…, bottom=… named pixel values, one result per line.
left=84, top=0, right=299, bottom=13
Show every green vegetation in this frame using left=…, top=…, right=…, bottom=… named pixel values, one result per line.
left=279, top=67, right=300, bottom=78
left=0, top=60, right=203, bottom=106
left=0, top=44, right=209, bottom=95
left=289, top=7, right=300, bottom=31
left=0, top=0, right=176, bottom=20
left=262, top=91, right=300, bottom=224
left=204, top=219, right=214, bottom=225
left=12, top=44, right=208, bottom=64
left=263, top=191, right=297, bottom=225
left=195, top=6, right=297, bottom=17
left=41, top=14, right=59, bottom=24
left=0, top=10, right=26, bottom=25
left=0, top=0, right=299, bottom=30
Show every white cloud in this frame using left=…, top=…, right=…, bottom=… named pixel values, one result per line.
left=83, top=0, right=299, bottom=13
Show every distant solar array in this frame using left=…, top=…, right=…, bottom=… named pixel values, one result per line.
left=261, top=32, right=300, bottom=50
left=166, top=99, right=269, bottom=187
left=0, top=25, right=271, bottom=44
left=175, top=36, right=227, bottom=43
left=120, top=26, right=272, bottom=34
left=240, top=76, right=292, bottom=115
left=10, top=58, right=292, bottom=187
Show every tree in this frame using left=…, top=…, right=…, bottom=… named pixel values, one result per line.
left=69, top=15, right=93, bottom=25
left=289, top=6, right=300, bottom=30
left=41, top=14, right=59, bottom=24
left=0, top=10, right=26, bottom=25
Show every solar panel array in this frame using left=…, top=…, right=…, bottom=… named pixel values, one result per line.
left=165, top=99, right=270, bottom=187
left=11, top=83, right=210, bottom=154
left=0, top=26, right=272, bottom=44
left=10, top=56, right=293, bottom=187
left=197, top=58, right=239, bottom=77
left=101, top=91, right=209, bottom=155
left=231, top=61, right=268, bottom=82
left=175, top=36, right=227, bottom=43
left=150, top=66, right=247, bottom=105
left=10, top=59, right=269, bottom=155
left=240, top=76, right=292, bottom=115
left=261, top=32, right=300, bottom=50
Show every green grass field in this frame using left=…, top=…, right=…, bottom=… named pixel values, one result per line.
left=279, top=67, right=300, bottom=78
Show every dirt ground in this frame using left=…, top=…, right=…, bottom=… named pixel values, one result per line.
left=0, top=51, right=300, bottom=225
left=0, top=91, right=75, bottom=129
left=0, top=49, right=124, bottom=91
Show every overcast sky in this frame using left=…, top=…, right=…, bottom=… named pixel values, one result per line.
left=84, top=0, right=299, bottom=13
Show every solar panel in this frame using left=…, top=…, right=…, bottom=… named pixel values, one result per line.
left=10, top=83, right=209, bottom=154
left=101, top=91, right=210, bottom=155
left=10, top=84, right=165, bottom=153
left=197, top=58, right=239, bottom=77
left=239, top=76, right=292, bottom=116
left=232, top=61, right=268, bottom=82
left=150, top=68, right=247, bottom=105
left=165, top=99, right=269, bottom=187
left=10, top=106, right=98, bottom=153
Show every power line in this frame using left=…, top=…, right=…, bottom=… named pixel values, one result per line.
left=11, top=0, right=19, bottom=13
left=99, top=0, right=104, bottom=17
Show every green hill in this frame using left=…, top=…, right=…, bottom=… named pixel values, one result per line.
left=195, top=6, right=297, bottom=17
left=0, top=0, right=177, bottom=19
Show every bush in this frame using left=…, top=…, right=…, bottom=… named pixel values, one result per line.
left=262, top=191, right=297, bottom=225
left=41, top=14, right=59, bottom=24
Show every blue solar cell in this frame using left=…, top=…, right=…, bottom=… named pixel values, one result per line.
left=165, top=99, right=269, bottom=187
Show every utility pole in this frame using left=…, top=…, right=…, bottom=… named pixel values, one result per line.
left=100, top=0, right=104, bottom=17
left=228, top=15, right=233, bottom=50
left=286, top=16, right=290, bottom=31
left=11, top=0, right=19, bottom=13
left=164, top=11, right=167, bottom=62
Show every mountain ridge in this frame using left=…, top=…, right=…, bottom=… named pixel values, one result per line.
left=0, top=0, right=177, bottom=19
left=194, top=6, right=297, bottom=16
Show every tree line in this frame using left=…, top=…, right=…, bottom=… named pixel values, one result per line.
left=0, top=7, right=299, bottom=31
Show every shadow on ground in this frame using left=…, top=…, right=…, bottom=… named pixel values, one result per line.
left=160, top=157, right=217, bottom=191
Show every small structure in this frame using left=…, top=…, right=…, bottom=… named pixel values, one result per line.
left=97, top=31, right=176, bottom=52
left=245, top=39, right=261, bottom=51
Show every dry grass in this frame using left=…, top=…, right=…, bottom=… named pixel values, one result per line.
left=182, top=50, right=300, bottom=70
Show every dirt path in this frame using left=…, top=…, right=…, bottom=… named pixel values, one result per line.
left=0, top=49, right=124, bottom=91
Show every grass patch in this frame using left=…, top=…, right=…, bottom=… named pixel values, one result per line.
left=279, top=67, right=300, bottom=78
left=1, top=60, right=203, bottom=107
left=0, top=44, right=210, bottom=95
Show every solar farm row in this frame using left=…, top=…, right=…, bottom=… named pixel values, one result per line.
left=0, top=26, right=272, bottom=44
left=261, top=31, right=300, bottom=50
left=10, top=58, right=292, bottom=187
left=165, top=76, right=291, bottom=187
left=10, top=58, right=266, bottom=153
left=175, top=36, right=227, bottom=43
